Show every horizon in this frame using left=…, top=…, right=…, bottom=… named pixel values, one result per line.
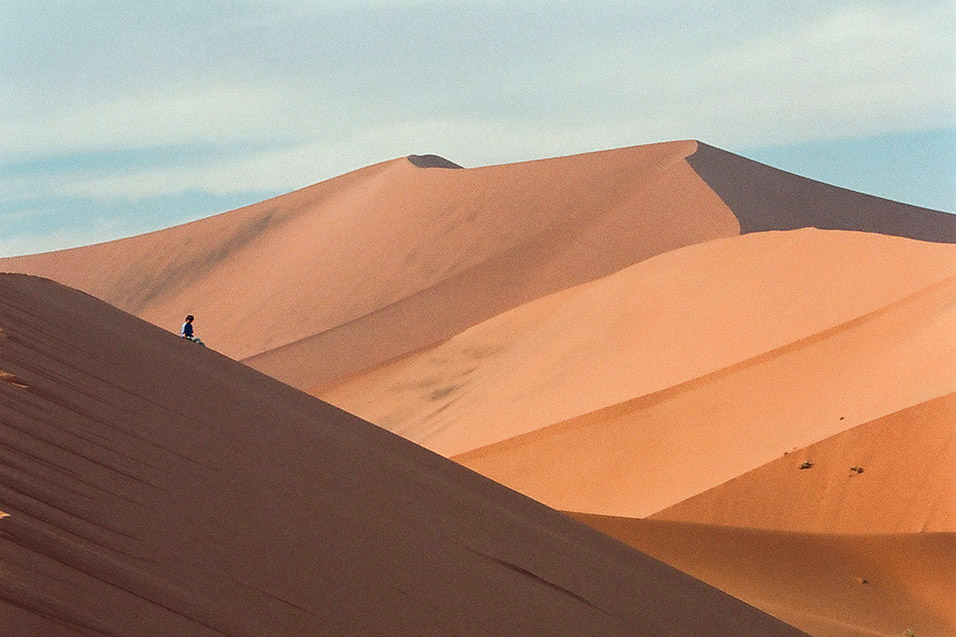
left=2, top=0, right=954, bottom=256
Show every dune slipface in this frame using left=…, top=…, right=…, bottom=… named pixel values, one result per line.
left=0, top=274, right=806, bottom=636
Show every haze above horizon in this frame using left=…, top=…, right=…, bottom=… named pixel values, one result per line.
left=1, top=0, right=953, bottom=256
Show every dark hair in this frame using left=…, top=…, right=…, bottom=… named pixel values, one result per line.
left=185, top=315, right=194, bottom=321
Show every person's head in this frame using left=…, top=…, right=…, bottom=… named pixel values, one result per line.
left=185, top=315, right=194, bottom=323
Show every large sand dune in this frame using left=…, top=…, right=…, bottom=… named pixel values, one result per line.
left=5, top=141, right=953, bottom=394
left=1, top=141, right=738, bottom=382
left=0, top=274, right=803, bottom=636
left=3, top=141, right=955, bottom=634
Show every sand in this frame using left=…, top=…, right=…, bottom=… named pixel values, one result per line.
left=3, top=140, right=955, bottom=634
left=322, top=229, right=956, bottom=461
left=653, top=392, right=956, bottom=533
left=1, top=141, right=739, bottom=388
left=0, top=274, right=803, bottom=636
left=571, top=516, right=956, bottom=637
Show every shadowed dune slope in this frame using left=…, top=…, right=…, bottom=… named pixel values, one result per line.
left=0, top=274, right=805, bottom=636
left=570, top=516, right=956, bottom=637
left=1, top=141, right=738, bottom=390
left=321, top=230, right=956, bottom=463
left=653, top=393, right=956, bottom=533
left=688, top=142, right=956, bottom=240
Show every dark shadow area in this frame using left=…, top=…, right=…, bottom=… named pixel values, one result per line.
left=407, top=154, right=464, bottom=169
left=688, top=142, right=956, bottom=243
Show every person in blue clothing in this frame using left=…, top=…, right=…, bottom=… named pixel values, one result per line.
left=180, top=315, right=204, bottom=345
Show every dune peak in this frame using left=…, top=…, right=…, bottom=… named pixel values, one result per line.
left=406, top=154, right=464, bottom=169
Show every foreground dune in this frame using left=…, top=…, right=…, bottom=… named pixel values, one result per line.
left=0, top=274, right=804, bottom=635
left=570, top=516, right=956, bottom=637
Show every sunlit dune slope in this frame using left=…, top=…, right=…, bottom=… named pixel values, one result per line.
left=322, top=230, right=956, bottom=478
left=0, top=274, right=805, bottom=636
left=569, top=516, right=956, bottom=637
left=652, top=392, right=956, bottom=533
left=1, top=141, right=737, bottom=386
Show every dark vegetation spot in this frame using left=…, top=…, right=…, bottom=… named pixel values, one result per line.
left=839, top=416, right=845, bottom=420
left=799, top=461, right=814, bottom=470
left=850, top=466, right=864, bottom=475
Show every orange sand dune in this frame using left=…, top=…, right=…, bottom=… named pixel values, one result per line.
left=570, top=516, right=956, bottom=637
left=321, top=229, right=956, bottom=460
left=2, top=141, right=738, bottom=387
left=450, top=243, right=955, bottom=516
left=653, top=392, right=956, bottom=533
left=6, top=141, right=954, bottom=397
left=0, top=274, right=804, bottom=636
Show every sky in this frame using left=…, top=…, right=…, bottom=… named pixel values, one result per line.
left=1, top=0, right=954, bottom=256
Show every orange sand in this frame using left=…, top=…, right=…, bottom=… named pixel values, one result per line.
left=0, top=274, right=802, bottom=635
left=653, top=393, right=956, bottom=533
left=571, top=516, right=956, bottom=637
left=4, top=140, right=955, bottom=634
left=323, top=230, right=956, bottom=462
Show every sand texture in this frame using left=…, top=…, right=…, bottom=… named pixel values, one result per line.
left=0, top=274, right=804, bottom=636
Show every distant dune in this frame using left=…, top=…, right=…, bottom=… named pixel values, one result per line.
left=0, top=274, right=803, bottom=635
left=2, top=140, right=954, bottom=635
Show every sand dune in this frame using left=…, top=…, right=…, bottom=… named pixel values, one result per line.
left=6, top=141, right=952, bottom=395
left=570, top=516, right=956, bottom=637
left=454, top=267, right=956, bottom=517
left=2, top=141, right=738, bottom=384
left=689, top=141, right=956, bottom=241
left=653, top=392, right=956, bottom=533
left=0, top=274, right=804, bottom=636
left=3, top=140, right=955, bottom=634
left=321, top=229, right=956, bottom=460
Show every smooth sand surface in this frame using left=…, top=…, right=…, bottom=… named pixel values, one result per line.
left=319, top=229, right=956, bottom=520
left=570, top=516, right=956, bottom=637
left=453, top=266, right=956, bottom=517
left=0, top=274, right=804, bottom=636
left=1, top=141, right=738, bottom=390
left=653, top=392, right=956, bottom=533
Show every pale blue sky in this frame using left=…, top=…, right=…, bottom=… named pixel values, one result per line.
left=1, top=0, right=954, bottom=256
